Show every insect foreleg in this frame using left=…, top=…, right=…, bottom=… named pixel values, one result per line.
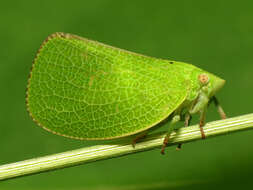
left=212, top=96, right=227, bottom=119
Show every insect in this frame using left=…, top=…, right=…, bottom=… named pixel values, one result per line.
left=26, top=32, right=226, bottom=154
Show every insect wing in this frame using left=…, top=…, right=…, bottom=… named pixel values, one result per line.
left=26, top=33, right=188, bottom=139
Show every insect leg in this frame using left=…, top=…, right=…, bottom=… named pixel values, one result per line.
left=132, top=132, right=147, bottom=148
left=132, top=126, right=160, bottom=147
left=199, top=107, right=207, bottom=139
left=176, top=113, right=191, bottom=150
left=212, top=96, right=227, bottom=119
left=161, top=115, right=180, bottom=155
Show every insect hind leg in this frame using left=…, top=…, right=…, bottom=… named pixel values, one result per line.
left=161, top=115, right=181, bottom=155
left=176, top=113, right=191, bottom=150
left=132, top=132, right=147, bottom=148
left=131, top=125, right=160, bottom=147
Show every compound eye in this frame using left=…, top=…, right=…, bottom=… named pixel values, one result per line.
left=198, top=73, right=209, bottom=85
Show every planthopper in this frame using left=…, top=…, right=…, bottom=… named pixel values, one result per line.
left=26, top=33, right=226, bottom=154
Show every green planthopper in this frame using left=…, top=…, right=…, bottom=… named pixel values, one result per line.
left=26, top=33, right=226, bottom=154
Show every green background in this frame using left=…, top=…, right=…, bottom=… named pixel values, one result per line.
left=1, top=0, right=253, bottom=189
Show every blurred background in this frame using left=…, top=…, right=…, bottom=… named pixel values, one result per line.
left=0, top=0, right=253, bottom=189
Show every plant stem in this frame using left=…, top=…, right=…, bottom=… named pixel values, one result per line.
left=1, top=113, right=253, bottom=181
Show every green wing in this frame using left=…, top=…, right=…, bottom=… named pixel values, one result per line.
left=26, top=33, right=188, bottom=140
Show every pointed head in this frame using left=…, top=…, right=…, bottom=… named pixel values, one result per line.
left=197, top=72, right=225, bottom=98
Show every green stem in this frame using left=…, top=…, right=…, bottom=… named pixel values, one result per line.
left=1, top=113, right=253, bottom=181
